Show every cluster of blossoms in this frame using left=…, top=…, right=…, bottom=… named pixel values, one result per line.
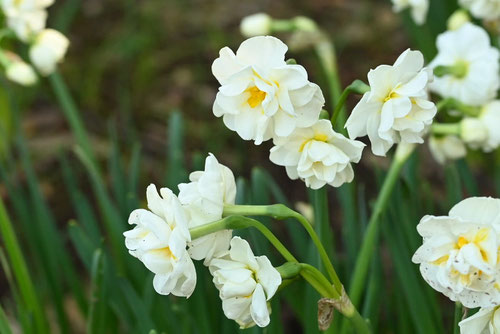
left=124, top=154, right=282, bottom=328
left=212, top=35, right=366, bottom=189
left=0, top=0, right=69, bottom=86
left=212, top=34, right=439, bottom=188
left=412, top=197, right=500, bottom=333
left=426, top=22, right=500, bottom=164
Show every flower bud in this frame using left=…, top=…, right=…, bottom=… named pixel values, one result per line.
left=240, top=13, right=272, bottom=37
left=3, top=52, right=37, bottom=86
left=29, top=29, right=69, bottom=76
left=447, top=10, right=470, bottom=31
left=460, top=118, right=487, bottom=144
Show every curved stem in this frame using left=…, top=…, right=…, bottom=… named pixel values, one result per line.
left=191, top=215, right=371, bottom=334
left=330, top=80, right=370, bottom=127
left=347, top=144, right=414, bottom=308
left=431, top=123, right=461, bottom=136
left=190, top=215, right=297, bottom=263
left=453, top=302, right=462, bottom=334
left=222, top=204, right=341, bottom=291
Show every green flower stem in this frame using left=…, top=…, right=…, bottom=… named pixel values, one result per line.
left=453, top=302, right=462, bottom=334
left=431, top=123, right=462, bottom=136
left=436, top=98, right=480, bottom=117
left=346, top=143, right=415, bottom=309
left=190, top=216, right=371, bottom=333
left=0, top=197, right=49, bottom=333
left=190, top=215, right=297, bottom=263
left=330, top=80, right=370, bottom=126
left=222, top=204, right=341, bottom=291
left=48, top=72, right=99, bottom=170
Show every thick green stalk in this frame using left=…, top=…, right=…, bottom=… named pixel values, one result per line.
left=222, top=204, right=341, bottom=291
left=49, top=72, right=98, bottom=169
left=346, top=143, right=415, bottom=308
left=0, top=198, right=49, bottom=333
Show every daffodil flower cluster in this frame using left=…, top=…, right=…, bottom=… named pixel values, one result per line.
left=124, top=154, right=282, bottom=328
left=0, top=0, right=69, bottom=85
left=212, top=35, right=366, bottom=189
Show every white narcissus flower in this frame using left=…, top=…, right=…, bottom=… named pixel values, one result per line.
left=459, top=306, right=500, bottom=334
left=29, top=29, right=69, bottom=76
left=345, top=49, right=436, bottom=156
left=240, top=13, right=272, bottom=37
left=391, top=0, right=429, bottom=25
left=1, top=0, right=53, bottom=42
left=124, top=184, right=196, bottom=298
left=4, top=53, right=37, bottom=86
left=428, top=135, right=466, bottom=165
left=209, top=237, right=282, bottom=328
left=270, top=119, right=364, bottom=189
left=429, top=23, right=500, bottom=106
left=459, top=0, right=500, bottom=21
left=212, top=36, right=324, bottom=145
left=412, top=197, right=500, bottom=308
left=462, top=101, right=500, bottom=152
left=178, top=153, right=236, bottom=265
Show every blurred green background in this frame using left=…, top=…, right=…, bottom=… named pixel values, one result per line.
left=2, top=0, right=499, bottom=333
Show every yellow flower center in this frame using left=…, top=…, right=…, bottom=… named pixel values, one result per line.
left=154, top=246, right=177, bottom=261
left=299, top=133, right=329, bottom=152
left=246, top=86, right=266, bottom=108
left=432, top=228, right=491, bottom=266
left=383, top=91, right=400, bottom=103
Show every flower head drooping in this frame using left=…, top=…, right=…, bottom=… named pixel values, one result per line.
left=428, top=135, right=466, bottom=165
left=459, top=306, right=500, bottom=334
left=29, top=29, right=69, bottom=76
left=124, top=184, right=196, bottom=298
left=391, top=0, right=429, bottom=25
left=270, top=119, right=364, bottom=189
left=412, top=197, right=500, bottom=308
left=430, top=23, right=500, bottom=106
left=461, top=101, right=500, bottom=153
left=345, top=49, right=436, bottom=156
left=1, top=0, right=53, bottom=42
left=178, top=154, right=237, bottom=265
left=459, top=0, right=500, bottom=21
left=212, top=36, right=324, bottom=145
left=209, top=237, right=282, bottom=328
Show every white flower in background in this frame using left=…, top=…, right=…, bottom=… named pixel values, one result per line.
left=461, top=101, right=500, bottom=152
left=178, top=153, right=236, bottom=265
left=1, top=0, right=53, bottom=42
left=3, top=52, right=37, bottom=86
left=459, top=0, right=500, bottom=21
left=124, top=184, right=196, bottom=298
left=429, top=23, right=500, bottom=106
left=29, top=29, right=69, bottom=76
left=240, top=13, right=272, bottom=37
left=345, top=49, right=436, bottom=156
left=428, top=135, right=466, bottom=165
left=459, top=306, right=500, bottom=334
left=412, top=197, right=500, bottom=308
left=209, top=237, right=282, bottom=328
left=391, top=0, right=429, bottom=25
left=270, top=119, right=364, bottom=189
left=212, top=36, right=324, bottom=145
